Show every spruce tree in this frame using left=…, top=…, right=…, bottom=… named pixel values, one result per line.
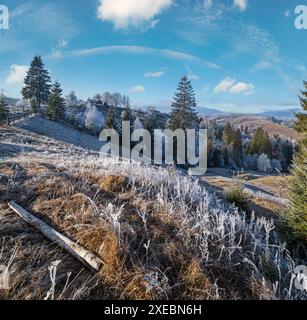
left=222, top=147, right=229, bottom=167
left=47, top=82, right=65, bottom=121
left=232, top=128, right=243, bottom=166
left=143, top=107, right=158, bottom=135
left=105, top=106, right=116, bottom=129
left=0, top=94, right=9, bottom=120
left=223, top=123, right=233, bottom=144
left=288, top=81, right=307, bottom=239
left=22, top=55, right=51, bottom=112
left=281, top=140, right=294, bottom=168
left=168, top=76, right=198, bottom=130
left=248, top=127, right=272, bottom=158
left=295, top=80, right=307, bottom=137
left=210, top=148, right=222, bottom=167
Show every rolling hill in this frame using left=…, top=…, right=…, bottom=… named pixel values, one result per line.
left=211, top=114, right=304, bottom=141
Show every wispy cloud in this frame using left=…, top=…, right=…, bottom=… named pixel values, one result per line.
left=233, top=0, right=248, bottom=12
left=0, top=1, right=77, bottom=55
left=130, top=85, right=145, bottom=93
left=250, top=61, right=273, bottom=72
left=97, top=0, right=172, bottom=29
left=50, top=45, right=222, bottom=70
left=144, top=71, right=165, bottom=78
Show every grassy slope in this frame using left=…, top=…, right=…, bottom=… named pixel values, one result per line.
left=212, top=115, right=304, bottom=141
left=0, top=121, right=306, bottom=300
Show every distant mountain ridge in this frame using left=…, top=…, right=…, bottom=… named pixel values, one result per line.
left=2, top=95, right=19, bottom=106
left=255, top=108, right=301, bottom=120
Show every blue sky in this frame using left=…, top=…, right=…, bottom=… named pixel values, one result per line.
left=0, top=0, right=306, bottom=113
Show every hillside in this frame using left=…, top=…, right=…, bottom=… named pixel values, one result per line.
left=0, top=119, right=305, bottom=300
left=14, top=115, right=103, bottom=152
left=211, top=114, right=304, bottom=141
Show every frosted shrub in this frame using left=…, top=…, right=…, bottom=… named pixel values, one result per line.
left=85, top=102, right=104, bottom=134
left=257, top=153, right=272, bottom=173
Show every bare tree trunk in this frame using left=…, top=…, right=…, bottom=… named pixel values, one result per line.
left=8, top=201, right=103, bottom=272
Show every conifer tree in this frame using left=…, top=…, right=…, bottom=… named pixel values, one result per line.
left=223, top=123, right=233, bottom=144
left=248, top=127, right=272, bottom=158
left=288, top=81, right=307, bottom=239
left=168, top=76, right=198, bottom=130
left=105, top=106, right=116, bottom=129
left=210, top=148, right=222, bottom=167
left=143, top=107, right=158, bottom=135
left=232, top=129, right=243, bottom=166
left=0, top=94, right=9, bottom=120
left=222, top=147, right=229, bottom=167
left=281, top=140, right=294, bottom=168
left=47, top=82, right=65, bottom=121
left=295, top=80, right=307, bottom=137
left=22, top=55, right=51, bottom=112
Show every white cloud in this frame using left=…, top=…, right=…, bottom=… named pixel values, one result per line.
left=97, top=0, right=172, bottom=29
left=214, top=77, right=254, bottom=95
left=229, top=82, right=254, bottom=94
left=5, top=65, right=29, bottom=86
left=144, top=71, right=165, bottom=78
left=214, top=77, right=236, bottom=93
left=233, top=0, right=248, bottom=11
left=130, top=85, right=145, bottom=93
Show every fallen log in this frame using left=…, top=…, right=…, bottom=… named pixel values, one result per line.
left=8, top=201, right=103, bottom=272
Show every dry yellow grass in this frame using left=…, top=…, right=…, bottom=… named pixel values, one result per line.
left=248, top=175, right=292, bottom=198
left=0, top=156, right=224, bottom=300
left=214, top=115, right=304, bottom=141
left=99, top=175, right=130, bottom=193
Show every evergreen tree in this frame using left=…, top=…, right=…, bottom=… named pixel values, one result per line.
left=295, top=80, right=307, bottom=137
left=30, top=97, right=38, bottom=113
left=232, top=128, right=243, bottom=166
left=22, top=55, right=51, bottom=112
left=47, top=82, right=65, bottom=121
left=0, top=94, right=9, bottom=120
left=207, top=138, right=213, bottom=168
left=288, top=81, right=307, bottom=239
left=210, top=148, right=222, bottom=167
left=222, top=147, right=229, bottom=167
left=120, top=104, right=135, bottom=136
left=105, top=106, right=116, bottom=129
left=143, top=107, right=158, bottom=134
left=288, top=146, right=307, bottom=238
left=223, top=123, right=233, bottom=144
left=168, top=76, right=198, bottom=130
left=281, top=140, right=294, bottom=168
left=121, top=105, right=133, bottom=122
left=248, top=127, right=272, bottom=158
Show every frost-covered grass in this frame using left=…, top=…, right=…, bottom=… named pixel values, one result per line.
left=0, top=124, right=306, bottom=300
left=0, top=148, right=305, bottom=300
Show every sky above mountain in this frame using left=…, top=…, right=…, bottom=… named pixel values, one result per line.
left=0, top=0, right=306, bottom=113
